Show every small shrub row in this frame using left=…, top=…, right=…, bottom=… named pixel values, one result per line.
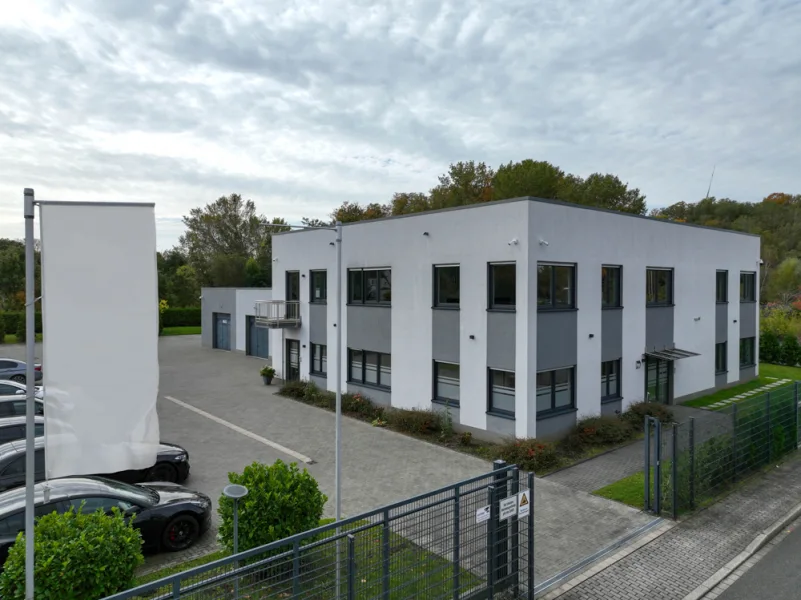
left=619, top=401, right=673, bottom=429
left=0, top=312, right=42, bottom=335
left=160, top=307, right=201, bottom=328
left=760, top=330, right=801, bottom=366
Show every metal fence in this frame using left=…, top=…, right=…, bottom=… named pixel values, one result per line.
left=104, top=461, right=535, bottom=600
left=645, top=382, right=800, bottom=518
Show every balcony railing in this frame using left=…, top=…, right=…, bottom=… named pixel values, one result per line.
left=254, top=300, right=301, bottom=328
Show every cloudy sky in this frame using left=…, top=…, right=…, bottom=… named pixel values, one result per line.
left=1, top=0, right=799, bottom=249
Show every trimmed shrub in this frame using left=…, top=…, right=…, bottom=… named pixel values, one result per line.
left=0, top=315, right=4, bottom=343
left=780, top=334, right=801, bottom=367
left=218, top=460, right=327, bottom=556
left=0, top=312, right=42, bottom=334
left=385, top=407, right=442, bottom=435
left=342, top=392, right=382, bottom=419
left=0, top=507, right=143, bottom=600
left=14, top=318, right=25, bottom=344
left=563, top=416, right=636, bottom=452
left=620, top=401, right=673, bottom=429
left=496, top=438, right=561, bottom=472
left=280, top=380, right=308, bottom=399
left=760, top=330, right=781, bottom=364
left=160, top=307, right=201, bottom=328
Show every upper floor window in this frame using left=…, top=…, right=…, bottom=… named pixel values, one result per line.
left=286, top=271, right=300, bottom=302
left=538, top=263, right=576, bottom=309
left=716, top=270, right=728, bottom=303
left=740, top=272, right=756, bottom=302
left=348, top=268, right=391, bottom=304
left=602, top=266, right=621, bottom=308
left=434, top=265, right=460, bottom=308
left=310, top=270, right=327, bottom=303
left=489, top=263, right=516, bottom=309
left=646, top=268, right=673, bottom=306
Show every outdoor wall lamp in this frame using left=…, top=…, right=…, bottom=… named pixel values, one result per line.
left=588, top=333, right=594, bottom=339
left=423, top=231, right=429, bottom=236
left=636, top=360, right=642, bottom=369
left=508, top=238, right=519, bottom=246
left=694, top=316, right=701, bottom=321
left=538, top=238, right=549, bottom=246
left=469, top=334, right=475, bottom=340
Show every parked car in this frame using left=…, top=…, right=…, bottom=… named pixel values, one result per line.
left=0, top=380, right=43, bottom=399
left=0, top=360, right=42, bottom=384
left=0, top=476, right=212, bottom=564
left=0, top=416, right=44, bottom=445
left=0, top=396, right=44, bottom=417
left=0, top=437, right=190, bottom=493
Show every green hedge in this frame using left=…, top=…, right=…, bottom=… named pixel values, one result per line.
left=760, top=330, right=801, bottom=366
left=0, top=312, right=42, bottom=334
left=0, top=307, right=200, bottom=333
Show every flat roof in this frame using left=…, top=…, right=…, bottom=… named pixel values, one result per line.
left=274, top=196, right=760, bottom=239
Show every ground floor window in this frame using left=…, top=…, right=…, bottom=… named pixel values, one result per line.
left=348, top=349, right=391, bottom=389
left=488, top=369, right=515, bottom=416
left=739, top=338, right=755, bottom=368
left=601, top=360, right=621, bottom=402
left=715, top=342, right=727, bottom=374
left=433, top=362, right=460, bottom=405
left=311, top=344, right=327, bottom=375
left=537, top=367, right=575, bottom=416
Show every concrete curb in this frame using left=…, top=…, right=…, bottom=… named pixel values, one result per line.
left=682, top=499, right=801, bottom=600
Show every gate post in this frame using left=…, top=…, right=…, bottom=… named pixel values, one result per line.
left=644, top=416, right=651, bottom=512
left=654, top=419, right=662, bottom=515
left=511, top=467, right=520, bottom=596
left=689, top=417, right=696, bottom=510
left=766, top=392, right=772, bottom=463
left=492, top=460, right=509, bottom=585
left=452, top=486, right=460, bottom=600
left=347, top=534, right=356, bottom=600
left=527, top=471, right=535, bottom=600
left=671, top=423, right=678, bottom=519
left=731, top=403, right=739, bottom=484
left=487, top=484, right=496, bottom=599
left=382, top=509, right=390, bottom=600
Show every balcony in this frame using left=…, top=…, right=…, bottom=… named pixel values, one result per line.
left=255, top=300, right=301, bottom=328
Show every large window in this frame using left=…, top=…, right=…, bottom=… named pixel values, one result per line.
left=348, top=349, right=391, bottom=389
left=311, top=343, right=327, bottom=375
left=489, top=263, right=516, bottom=309
left=601, top=360, right=621, bottom=402
left=488, top=369, right=515, bottom=416
left=740, top=272, right=756, bottom=302
left=433, top=362, right=460, bottom=405
left=646, top=268, right=673, bottom=306
left=536, top=367, right=575, bottom=416
left=602, top=266, right=621, bottom=308
left=538, top=263, right=576, bottom=309
left=740, top=338, right=755, bottom=368
left=716, top=270, right=728, bottom=303
left=286, top=271, right=300, bottom=301
left=434, top=265, right=460, bottom=307
left=715, top=342, right=727, bottom=374
left=348, top=269, right=391, bottom=304
left=310, top=270, right=327, bottom=303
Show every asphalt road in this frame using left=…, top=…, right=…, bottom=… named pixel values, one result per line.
left=717, top=517, right=801, bottom=600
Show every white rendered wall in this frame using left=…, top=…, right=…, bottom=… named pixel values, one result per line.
left=234, top=288, right=272, bottom=353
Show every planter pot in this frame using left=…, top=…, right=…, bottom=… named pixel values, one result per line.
left=262, top=376, right=273, bottom=385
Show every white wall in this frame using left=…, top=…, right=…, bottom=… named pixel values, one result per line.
left=234, top=288, right=272, bottom=353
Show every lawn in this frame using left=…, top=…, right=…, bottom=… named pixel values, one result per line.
left=593, top=471, right=648, bottom=509
left=681, top=363, right=800, bottom=409
left=161, top=326, right=201, bottom=336
left=1, top=333, right=43, bottom=344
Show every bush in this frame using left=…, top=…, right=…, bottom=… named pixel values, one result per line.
left=563, top=416, right=636, bottom=452
left=760, top=330, right=782, bottom=364
left=620, top=401, right=673, bottom=430
left=0, top=316, right=4, bottom=343
left=0, top=507, right=143, bottom=600
left=385, top=407, right=442, bottom=435
left=14, top=318, right=25, bottom=344
left=0, top=312, right=42, bottom=335
left=280, top=380, right=308, bottom=399
left=160, top=307, right=201, bottom=328
left=496, top=438, right=561, bottom=472
left=218, top=460, right=327, bottom=556
left=781, top=334, right=801, bottom=367
left=342, top=392, right=382, bottom=419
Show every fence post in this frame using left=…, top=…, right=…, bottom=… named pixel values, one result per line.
left=527, top=471, right=535, bottom=600
left=493, top=460, right=509, bottom=584
left=766, top=392, right=772, bottom=464
left=732, top=403, right=738, bottom=484
left=689, top=417, right=696, bottom=510
left=293, top=539, right=301, bottom=597
left=511, top=467, right=520, bottom=596
left=171, top=575, right=181, bottom=599
left=671, top=423, right=679, bottom=519
left=382, top=509, right=390, bottom=600
left=795, top=382, right=799, bottom=447
left=347, top=534, right=356, bottom=600
left=644, top=416, right=651, bottom=512
left=452, top=486, right=460, bottom=600
left=487, top=484, right=496, bottom=600
left=654, top=419, right=662, bottom=515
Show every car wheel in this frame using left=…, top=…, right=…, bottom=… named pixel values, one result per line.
left=162, top=514, right=200, bottom=551
left=10, top=375, right=25, bottom=383
left=145, top=463, right=178, bottom=483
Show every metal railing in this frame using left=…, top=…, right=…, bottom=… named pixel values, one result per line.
left=254, top=300, right=301, bottom=327
left=104, top=462, right=535, bottom=600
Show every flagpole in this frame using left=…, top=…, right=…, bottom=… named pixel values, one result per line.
left=23, top=188, right=36, bottom=600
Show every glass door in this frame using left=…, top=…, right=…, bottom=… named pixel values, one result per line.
left=645, top=357, right=672, bottom=404
left=286, top=339, right=300, bottom=381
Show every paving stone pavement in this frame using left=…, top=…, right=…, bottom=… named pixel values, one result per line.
left=544, top=441, right=644, bottom=492
left=550, top=452, right=801, bottom=599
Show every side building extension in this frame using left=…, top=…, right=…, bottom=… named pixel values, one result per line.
left=200, top=287, right=272, bottom=360
left=265, top=197, right=760, bottom=441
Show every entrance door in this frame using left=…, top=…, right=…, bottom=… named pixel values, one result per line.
left=285, top=339, right=300, bottom=381
left=213, top=313, right=231, bottom=351
left=246, top=316, right=270, bottom=358
left=645, top=357, right=672, bottom=404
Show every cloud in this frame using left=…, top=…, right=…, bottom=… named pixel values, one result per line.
left=0, top=0, right=799, bottom=248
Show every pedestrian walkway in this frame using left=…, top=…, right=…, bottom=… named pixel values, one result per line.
left=544, top=440, right=643, bottom=492
left=702, top=378, right=792, bottom=410
left=543, top=452, right=801, bottom=599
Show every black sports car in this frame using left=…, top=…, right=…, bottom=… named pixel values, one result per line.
left=0, top=436, right=191, bottom=493
left=0, top=476, right=212, bottom=564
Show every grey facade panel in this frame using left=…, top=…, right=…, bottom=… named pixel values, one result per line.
left=715, top=373, right=728, bottom=389
left=645, top=307, right=674, bottom=351
left=739, top=302, right=757, bottom=338
left=601, top=400, right=622, bottom=417
left=201, top=288, right=237, bottom=349
left=432, top=309, right=460, bottom=363
left=537, top=311, right=578, bottom=372
left=716, top=304, right=728, bottom=344
left=347, top=306, right=391, bottom=354
left=486, top=414, right=515, bottom=438
left=601, top=309, right=623, bottom=363
left=739, top=366, right=757, bottom=382
left=487, top=311, right=516, bottom=371
left=310, top=374, right=328, bottom=389
left=347, top=383, right=391, bottom=407
left=536, top=411, right=577, bottom=440
left=309, top=303, right=328, bottom=344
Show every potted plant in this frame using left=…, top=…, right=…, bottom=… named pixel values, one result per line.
left=260, top=365, right=275, bottom=385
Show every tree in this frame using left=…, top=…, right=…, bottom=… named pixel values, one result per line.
left=330, top=201, right=390, bottom=223
left=557, top=173, right=647, bottom=215
left=765, top=257, right=801, bottom=305
left=301, top=217, right=333, bottom=228
left=170, top=265, right=200, bottom=307
left=389, top=192, right=431, bottom=215
left=492, top=160, right=565, bottom=200
left=428, top=161, right=494, bottom=209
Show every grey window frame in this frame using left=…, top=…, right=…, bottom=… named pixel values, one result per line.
left=433, top=265, right=460, bottom=308
left=716, top=270, right=728, bottom=303
left=536, top=367, right=576, bottom=417
left=432, top=361, right=460, bottom=406
left=286, top=271, right=300, bottom=302
left=739, top=337, right=755, bottom=368
left=347, top=349, right=391, bottom=389
left=488, top=262, right=516, bottom=310
left=310, top=270, right=327, bottom=303
left=310, top=343, right=327, bottom=376
left=487, top=368, right=515, bottom=417
left=602, top=265, right=622, bottom=308
left=348, top=268, right=391, bottom=305
left=601, top=360, right=621, bottom=402
left=715, top=341, right=727, bottom=374
left=740, top=272, right=756, bottom=302
left=646, top=268, right=673, bottom=306
left=538, top=263, right=576, bottom=310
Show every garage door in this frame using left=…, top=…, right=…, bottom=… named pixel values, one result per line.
left=213, top=313, right=231, bottom=351
left=247, top=316, right=269, bottom=358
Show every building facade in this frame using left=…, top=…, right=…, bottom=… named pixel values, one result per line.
left=267, top=197, right=761, bottom=440
left=200, top=287, right=272, bottom=359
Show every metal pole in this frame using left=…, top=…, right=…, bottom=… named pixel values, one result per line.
left=233, top=498, right=239, bottom=599
left=23, top=188, right=35, bottom=600
left=644, top=417, right=651, bottom=512
left=766, top=392, right=772, bottom=463
left=452, top=485, right=460, bottom=600
left=689, top=417, right=696, bottom=510
left=527, top=472, right=535, bottom=600
left=511, top=467, right=520, bottom=595
left=487, top=484, right=496, bottom=599
left=671, top=423, right=678, bottom=519
left=654, top=419, right=662, bottom=515
left=795, top=382, right=800, bottom=448
left=335, top=221, right=343, bottom=597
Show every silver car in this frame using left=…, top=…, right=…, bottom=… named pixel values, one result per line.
left=0, top=359, right=42, bottom=384
left=0, top=396, right=44, bottom=417
left=0, top=380, right=43, bottom=399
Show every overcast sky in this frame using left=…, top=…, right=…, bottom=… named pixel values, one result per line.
left=1, top=0, right=799, bottom=250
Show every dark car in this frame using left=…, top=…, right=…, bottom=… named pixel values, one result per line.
left=0, top=359, right=42, bottom=383
left=0, top=437, right=191, bottom=493
left=0, top=416, right=44, bottom=445
left=0, top=396, right=44, bottom=418
left=0, top=476, right=212, bottom=564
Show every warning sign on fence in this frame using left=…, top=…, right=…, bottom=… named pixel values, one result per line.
left=500, top=495, right=518, bottom=521
left=517, top=489, right=530, bottom=518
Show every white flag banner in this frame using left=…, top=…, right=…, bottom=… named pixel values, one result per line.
left=40, top=202, right=160, bottom=479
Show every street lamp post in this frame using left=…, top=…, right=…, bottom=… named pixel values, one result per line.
left=223, top=484, right=249, bottom=599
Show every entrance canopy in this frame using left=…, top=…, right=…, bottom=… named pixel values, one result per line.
left=644, top=347, right=700, bottom=361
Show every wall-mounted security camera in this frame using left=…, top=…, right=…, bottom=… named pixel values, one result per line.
left=538, top=238, right=549, bottom=246
left=508, top=238, right=519, bottom=246
left=759, top=259, right=764, bottom=265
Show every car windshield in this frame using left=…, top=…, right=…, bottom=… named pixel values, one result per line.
left=97, top=479, right=159, bottom=507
